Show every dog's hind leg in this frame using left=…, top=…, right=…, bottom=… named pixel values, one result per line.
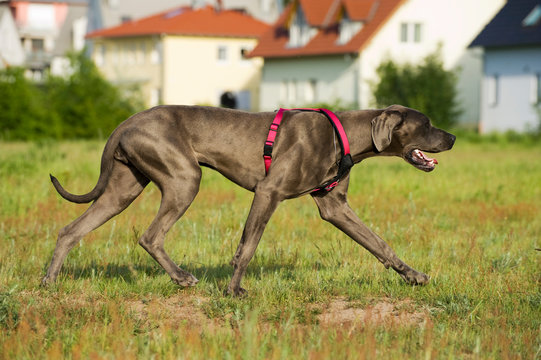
left=42, top=162, right=149, bottom=286
left=137, top=167, right=202, bottom=287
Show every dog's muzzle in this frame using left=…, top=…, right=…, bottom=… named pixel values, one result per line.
left=406, top=149, right=438, bottom=172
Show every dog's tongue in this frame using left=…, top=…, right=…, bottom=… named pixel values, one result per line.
left=416, top=150, right=438, bottom=164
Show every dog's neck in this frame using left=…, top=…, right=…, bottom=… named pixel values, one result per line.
left=339, top=110, right=383, bottom=164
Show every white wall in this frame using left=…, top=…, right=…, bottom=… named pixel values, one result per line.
left=480, top=48, right=541, bottom=133
left=0, top=9, right=25, bottom=68
left=260, top=55, right=359, bottom=111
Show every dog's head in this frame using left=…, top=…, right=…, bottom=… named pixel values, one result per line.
left=371, top=105, right=456, bottom=172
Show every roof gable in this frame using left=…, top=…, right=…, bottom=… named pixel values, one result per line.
left=300, top=0, right=337, bottom=26
left=250, top=0, right=404, bottom=58
left=86, top=5, right=270, bottom=39
left=343, top=0, right=378, bottom=21
left=470, top=0, right=541, bottom=48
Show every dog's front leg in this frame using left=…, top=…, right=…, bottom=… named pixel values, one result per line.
left=311, top=178, right=429, bottom=285
left=227, top=190, right=281, bottom=296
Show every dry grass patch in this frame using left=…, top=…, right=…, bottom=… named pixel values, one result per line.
left=317, top=297, right=428, bottom=328
left=125, top=294, right=214, bottom=330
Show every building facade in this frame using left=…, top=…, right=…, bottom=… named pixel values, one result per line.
left=0, top=4, right=25, bottom=68
left=251, top=0, right=505, bottom=127
left=87, top=5, right=269, bottom=109
left=470, top=0, right=541, bottom=133
left=5, top=0, right=87, bottom=79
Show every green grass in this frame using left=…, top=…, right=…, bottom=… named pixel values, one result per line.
left=0, top=139, right=539, bottom=359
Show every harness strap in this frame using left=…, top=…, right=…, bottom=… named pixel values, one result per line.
left=263, top=108, right=286, bottom=174
left=263, top=108, right=353, bottom=193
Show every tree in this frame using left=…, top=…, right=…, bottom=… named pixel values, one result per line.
left=372, top=51, right=461, bottom=129
left=45, top=51, right=143, bottom=139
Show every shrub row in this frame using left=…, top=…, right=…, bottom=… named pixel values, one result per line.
left=0, top=51, right=143, bottom=140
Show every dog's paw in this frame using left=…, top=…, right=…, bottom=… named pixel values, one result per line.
left=40, top=276, right=55, bottom=288
left=400, top=270, right=430, bottom=286
left=225, top=286, right=248, bottom=297
left=171, top=272, right=199, bottom=287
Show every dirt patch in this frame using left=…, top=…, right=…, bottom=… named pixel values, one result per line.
left=317, top=297, right=427, bottom=328
left=19, top=290, right=427, bottom=331
left=125, top=294, right=213, bottom=330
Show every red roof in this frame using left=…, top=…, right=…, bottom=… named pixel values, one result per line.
left=87, top=5, right=270, bottom=39
left=249, top=0, right=405, bottom=58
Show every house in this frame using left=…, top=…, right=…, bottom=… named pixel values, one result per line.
left=90, top=0, right=281, bottom=29
left=470, top=0, right=541, bottom=133
left=250, top=0, right=504, bottom=127
left=0, top=3, right=25, bottom=68
left=86, top=5, right=270, bottom=109
left=86, top=0, right=281, bottom=56
left=6, top=0, right=88, bottom=79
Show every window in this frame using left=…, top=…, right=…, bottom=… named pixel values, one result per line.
left=27, top=4, right=55, bottom=30
left=95, top=44, right=106, bottom=66
left=237, top=90, right=251, bottom=110
left=531, top=73, right=541, bottom=105
left=31, top=38, right=44, bottom=52
left=137, top=42, right=146, bottom=64
left=217, top=45, right=228, bottom=63
left=337, top=13, right=362, bottom=45
left=414, top=23, right=422, bottom=43
left=150, top=88, right=162, bottom=107
left=288, top=7, right=314, bottom=48
left=126, top=43, right=136, bottom=64
left=487, top=74, right=499, bottom=107
left=288, top=80, right=297, bottom=104
left=304, top=79, right=317, bottom=103
left=523, top=5, right=541, bottom=27
left=400, top=23, right=422, bottom=43
left=150, top=41, right=162, bottom=64
left=280, top=81, right=288, bottom=104
left=240, top=47, right=252, bottom=63
left=400, top=23, right=408, bottom=42
left=112, top=44, right=119, bottom=65
left=280, top=80, right=299, bottom=106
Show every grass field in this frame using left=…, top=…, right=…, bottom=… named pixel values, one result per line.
left=0, top=138, right=539, bottom=359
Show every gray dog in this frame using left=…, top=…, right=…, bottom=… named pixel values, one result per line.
left=42, top=104, right=455, bottom=296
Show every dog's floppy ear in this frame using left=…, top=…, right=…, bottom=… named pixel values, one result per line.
left=371, top=109, right=404, bottom=152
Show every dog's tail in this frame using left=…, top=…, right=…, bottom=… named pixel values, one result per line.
left=50, top=130, right=122, bottom=204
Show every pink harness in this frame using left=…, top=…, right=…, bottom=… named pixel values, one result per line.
left=263, top=108, right=353, bottom=193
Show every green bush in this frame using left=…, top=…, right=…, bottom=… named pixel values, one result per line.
left=301, top=100, right=357, bottom=111
left=0, top=67, right=51, bottom=140
left=372, top=50, right=461, bottom=129
left=0, top=51, right=143, bottom=140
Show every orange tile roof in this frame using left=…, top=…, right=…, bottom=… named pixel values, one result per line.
left=249, top=0, right=405, bottom=58
left=86, top=5, right=270, bottom=39
left=344, top=0, right=378, bottom=20
left=301, top=0, right=337, bottom=26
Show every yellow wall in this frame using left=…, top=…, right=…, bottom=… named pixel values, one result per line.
left=91, top=36, right=163, bottom=107
left=163, top=35, right=263, bottom=110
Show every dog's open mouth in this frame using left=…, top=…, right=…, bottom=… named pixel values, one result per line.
left=406, top=149, right=438, bottom=172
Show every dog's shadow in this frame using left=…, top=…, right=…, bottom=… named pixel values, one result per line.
left=58, top=261, right=160, bottom=283
left=54, top=261, right=299, bottom=284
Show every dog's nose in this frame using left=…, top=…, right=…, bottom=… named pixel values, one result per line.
left=448, top=133, right=456, bottom=147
